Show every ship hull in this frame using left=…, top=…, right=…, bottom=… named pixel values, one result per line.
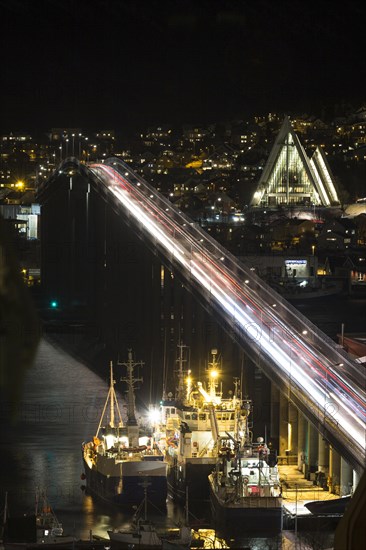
left=168, top=459, right=215, bottom=501
left=108, top=527, right=162, bottom=549
left=304, top=495, right=351, bottom=515
left=209, top=484, right=283, bottom=533
left=82, top=455, right=168, bottom=508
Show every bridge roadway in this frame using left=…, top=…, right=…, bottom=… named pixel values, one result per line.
left=47, top=157, right=366, bottom=473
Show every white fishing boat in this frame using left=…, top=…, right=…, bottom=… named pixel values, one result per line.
left=82, top=351, right=168, bottom=509
left=208, top=405, right=283, bottom=533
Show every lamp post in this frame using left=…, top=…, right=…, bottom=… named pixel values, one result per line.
left=72, top=133, right=75, bottom=156
left=85, top=137, right=89, bottom=163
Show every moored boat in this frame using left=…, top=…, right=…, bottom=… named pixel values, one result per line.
left=304, top=495, right=351, bottom=515
left=82, top=351, right=168, bottom=509
left=154, top=348, right=248, bottom=503
left=271, top=278, right=343, bottom=301
left=208, top=402, right=283, bottom=533
left=2, top=489, right=78, bottom=549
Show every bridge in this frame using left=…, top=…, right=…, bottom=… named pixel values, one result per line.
left=37, top=157, right=366, bottom=476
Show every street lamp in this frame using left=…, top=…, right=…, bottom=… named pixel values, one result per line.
left=85, top=137, right=89, bottom=162
left=72, top=133, right=75, bottom=156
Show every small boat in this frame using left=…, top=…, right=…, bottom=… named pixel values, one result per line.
left=82, top=352, right=168, bottom=509
left=107, top=481, right=192, bottom=549
left=2, top=489, right=77, bottom=549
left=271, top=278, right=343, bottom=301
left=304, top=495, right=352, bottom=515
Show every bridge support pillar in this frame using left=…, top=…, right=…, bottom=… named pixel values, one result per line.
left=297, top=412, right=306, bottom=473
left=318, top=435, right=329, bottom=472
left=329, top=446, right=341, bottom=495
left=317, top=434, right=329, bottom=489
left=307, top=423, right=318, bottom=480
left=340, top=457, right=353, bottom=496
left=279, top=392, right=289, bottom=458
left=352, top=469, right=361, bottom=494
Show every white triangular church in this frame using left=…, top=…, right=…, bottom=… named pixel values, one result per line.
left=250, top=117, right=340, bottom=207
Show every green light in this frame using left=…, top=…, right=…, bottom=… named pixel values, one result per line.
left=50, top=300, right=58, bottom=308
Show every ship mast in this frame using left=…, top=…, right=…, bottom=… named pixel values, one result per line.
left=110, top=361, right=115, bottom=427
left=95, top=361, right=124, bottom=437
left=119, top=349, right=144, bottom=426
left=207, top=348, right=222, bottom=402
left=176, top=342, right=189, bottom=403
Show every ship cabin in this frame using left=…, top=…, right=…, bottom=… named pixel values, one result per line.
left=178, top=406, right=236, bottom=432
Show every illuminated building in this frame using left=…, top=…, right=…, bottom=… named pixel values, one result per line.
left=250, top=116, right=340, bottom=207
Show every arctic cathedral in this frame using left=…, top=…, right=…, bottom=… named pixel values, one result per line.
left=250, top=116, right=340, bottom=208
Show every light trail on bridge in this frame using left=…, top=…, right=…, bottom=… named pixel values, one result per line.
left=89, top=162, right=366, bottom=471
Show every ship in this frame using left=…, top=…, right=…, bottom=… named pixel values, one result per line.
left=268, top=277, right=343, bottom=301
left=208, top=400, right=283, bottom=533
left=154, top=347, right=247, bottom=503
left=82, top=351, right=168, bottom=509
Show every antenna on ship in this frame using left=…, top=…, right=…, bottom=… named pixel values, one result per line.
left=162, top=327, right=168, bottom=401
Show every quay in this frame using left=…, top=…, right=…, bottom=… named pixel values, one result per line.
left=279, top=464, right=345, bottom=532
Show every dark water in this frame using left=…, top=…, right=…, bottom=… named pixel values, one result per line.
left=1, top=295, right=364, bottom=546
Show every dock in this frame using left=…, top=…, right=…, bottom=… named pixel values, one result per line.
left=279, top=464, right=342, bottom=514
left=279, top=464, right=345, bottom=533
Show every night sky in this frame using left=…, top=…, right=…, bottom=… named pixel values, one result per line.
left=1, top=0, right=365, bottom=133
